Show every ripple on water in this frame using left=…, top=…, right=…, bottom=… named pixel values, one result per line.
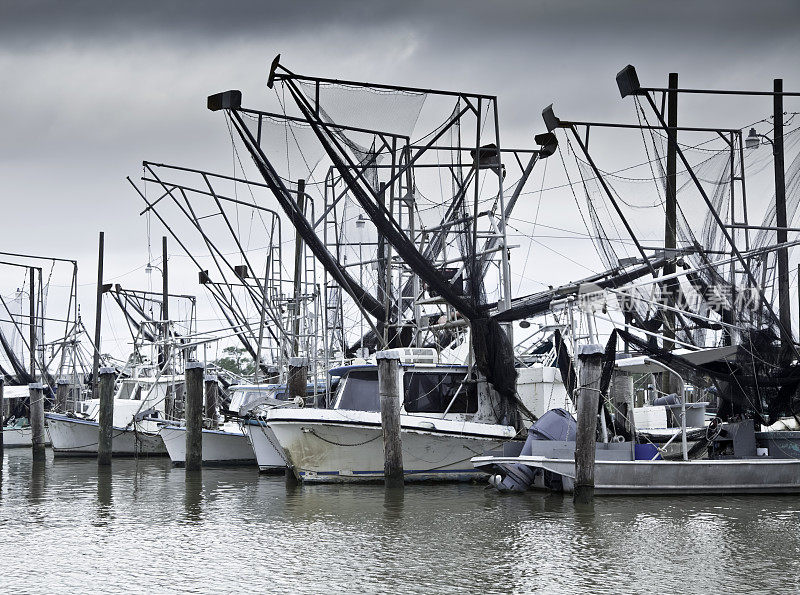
left=2, top=450, right=800, bottom=594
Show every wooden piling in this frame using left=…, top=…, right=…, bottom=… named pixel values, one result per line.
left=611, top=369, right=635, bottom=439
left=0, top=377, right=4, bottom=453
left=204, top=374, right=218, bottom=430
left=288, top=357, right=307, bottom=403
left=55, top=378, right=70, bottom=413
left=29, top=382, right=46, bottom=460
left=377, top=353, right=403, bottom=488
left=574, top=344, right=603, bottom=504
left=97, top=366, right=116, bottom=466
left=185, top=362, right=204, bottom=472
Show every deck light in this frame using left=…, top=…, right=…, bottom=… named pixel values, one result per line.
left=745, top=128, right=761, bottom=149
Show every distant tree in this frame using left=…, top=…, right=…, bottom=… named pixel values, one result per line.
left=214, top=346, right=255, bottom=376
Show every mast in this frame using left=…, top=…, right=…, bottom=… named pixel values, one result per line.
left=91, top=231, right=104, bottom=399
left=162, top=235, right=170, bottom=369
left=29, top=266, right=36, bottom=381
left=773, top=78, right=791, bottom=355
left=663, top=72, right=678, bottom=352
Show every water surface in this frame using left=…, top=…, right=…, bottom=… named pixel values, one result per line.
left=1, top=449, right=798, bottom=593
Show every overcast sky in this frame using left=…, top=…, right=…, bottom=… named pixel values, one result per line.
left=1, top=0, right=798, bottom=358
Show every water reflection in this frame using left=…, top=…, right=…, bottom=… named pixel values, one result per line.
left=2, top=449, right=800, bottom=593
left=96, top=466, right=113, bottom=524
left=383, top=486, right=405, bottom=524
left=184, top=470, right=203, bottom=523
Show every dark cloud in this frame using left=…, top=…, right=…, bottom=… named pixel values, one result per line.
left=0, top=0, right=798, bottom=355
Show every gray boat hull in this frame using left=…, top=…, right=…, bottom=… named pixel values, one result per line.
left=472, top=455, right=800, bottom=495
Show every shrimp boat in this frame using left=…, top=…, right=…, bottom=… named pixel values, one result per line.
left=158, top=383, right=267, bottom=466
left=240, top=381, right=329, bottom=472
left=2, top=385, right=51, bottom=447
left=267, top=349, right=518, bottom=483
left=46, top=367, right=181, bottom=456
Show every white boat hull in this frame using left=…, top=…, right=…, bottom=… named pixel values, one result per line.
left=243, top=419, right=289, bottom=472
left=267, top=409, right=517, bottom=483
left=2, top=426, right=51, bottom=448
left=46, top=414, right=166, bottom=456
left=159, top=425, right=256, bottom=466
left=472, top=455, right=800, bottom=495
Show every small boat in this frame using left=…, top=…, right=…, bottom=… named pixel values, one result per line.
left=46, top=371, right=180, bottom=457
left=472, top=454, right=800, bottom=495
left=239, top=383, right=324, bottom=472
left=159, top=421, right=256, bottom=466
left=268, top=351, right=518, bottom=483
left=2, top=418, right=51, bottom=448
left=472, top=419, right=800, bottom=495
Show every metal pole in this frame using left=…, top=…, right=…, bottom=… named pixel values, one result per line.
left=92, top=232, right=104, bottom=399
left=97, top=366, right=115, bottom=466
left=293, top=179, right=306, bottom=357
left=773, top=78, right=791, bottom=354
left=663, top=73, right=678, bottom=352
left=29, top=267, right=36, bottom=380
left=184, top=361, right=204, bottom=472
left=162, top=236, right=170, bottom=367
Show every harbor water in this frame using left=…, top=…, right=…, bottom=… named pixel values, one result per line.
left=1, top=449, right=799, bottom=594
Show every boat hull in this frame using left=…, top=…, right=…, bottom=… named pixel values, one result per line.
left=472, top=455, right=800, bottom=495
left=243, top=419, right=289, bottom=472
left=2, top=426, right=51, bottom=448
left=46, top=414, right=166, bottom=457
left=159, top=425, right=256, bottom=466
left=268, top=409, right=517, bottom=483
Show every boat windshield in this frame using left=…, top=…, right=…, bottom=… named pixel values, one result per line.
left=335, top=370, right=379, bottom=411
left=403, top=371, right=477, bottom=414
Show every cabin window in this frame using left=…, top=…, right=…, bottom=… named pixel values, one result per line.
left=336, top=371, right=379, bottom=411
left=403, top=372, right=477, bottom=414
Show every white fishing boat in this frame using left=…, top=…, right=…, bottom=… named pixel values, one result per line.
left=46, top=368, right=181, bottom=456
left=2, top=386, right=51, bottom=447
left=237, top=384, right=303, bottom=472
left=158, top=382, right=308, bottom=467
left=159, top=421, right=255, bottom=466
left=2, top=423, right=36, bottom=447
left=267, top=349, right=518, bottom=483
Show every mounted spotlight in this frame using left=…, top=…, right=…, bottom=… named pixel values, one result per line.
left=534, top=132, right=558, bottom=158
left=267, top=54, right=281, bottom=89
left=745, top=128, right=761, bottom=149
left=207, top=90, right=242, bottom=112
left=616, top=65, right=642, bottom=98
left=542, top=104, right=561, bottom=133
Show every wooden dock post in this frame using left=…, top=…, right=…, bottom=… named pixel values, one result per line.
left=611, top=369, right=635, bottom=438
left=29, top=382, right=46, bottom=460
left=55, top=378, right=70, bottom=412
left=377, top=352, right=403, bottom=488
left=574, top=344, right=603, bottom=504
left=204, top=374, right=218, bottom=431
left=0, top=377, right=4, bottom=454
left=97, top=366, right=116, bottom=466
left=185, top=361, right=204, bottom=472
left=288, top=357, right=307, bottom=403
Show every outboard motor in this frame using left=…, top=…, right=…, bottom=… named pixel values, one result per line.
left=489, top=408, right=576, bottom=492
